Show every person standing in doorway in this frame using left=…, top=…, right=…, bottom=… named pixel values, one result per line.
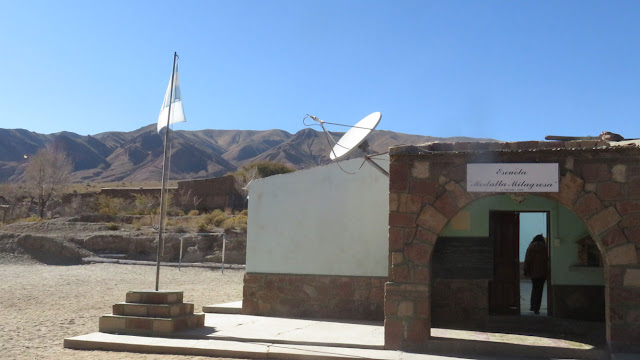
left=524, top=234, right=548, bottom=314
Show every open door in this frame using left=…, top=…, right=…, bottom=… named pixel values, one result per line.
left=518, top=212, right=552, bottom=316
left=489, top=211, right=520, bottom=315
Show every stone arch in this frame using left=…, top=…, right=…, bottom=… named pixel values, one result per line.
left=432, top=190, right=616, bottom=266
left=431, top=193, right=607, bottom=325
left=386, top=146, right=640, bottom=351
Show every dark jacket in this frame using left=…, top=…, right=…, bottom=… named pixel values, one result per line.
left=524, top=240, right=548, bottom=279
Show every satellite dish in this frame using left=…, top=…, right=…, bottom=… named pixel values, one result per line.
left=303, top=112, right=388, bottom=177
left=329, top=112, right=381, bottom=160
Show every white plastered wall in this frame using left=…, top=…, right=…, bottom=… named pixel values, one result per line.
left=246, top=156, right=389, bottom=277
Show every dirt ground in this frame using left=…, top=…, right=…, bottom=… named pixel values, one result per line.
left=0, top=254, right=246, bottom=360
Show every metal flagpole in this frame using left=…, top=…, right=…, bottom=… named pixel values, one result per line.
left=221, top=233, right=226, bottom=274
left=155, top=52, right=178, bottom=291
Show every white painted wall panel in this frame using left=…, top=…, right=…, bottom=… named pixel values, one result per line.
left=246, top=156, right=389, bottom=276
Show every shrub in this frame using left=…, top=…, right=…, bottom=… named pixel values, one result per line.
left=132, top=217, right=151, bottom=228
left=204, top=209, right=226, bottom=226
left=188, top=209, right=199, bottom=216
left=215, top=215, right=228, bottom=227
left=196, top=221, right=209, bottom=232
left=98, top=195, right=133, bottom=216
left=251, top=161, right=295, bottom=177
left=132, top=220, right=142, bottom=230
left=106, top=222, right=119, bottom=231
left=60, top=195, right=94, bottom=217
left=231, top=161, right=295, bottom=180
left=133, top=193, right=160, bottom=215
left=168, top=209, right=185, bottom=216
left=220, top=215, right=247, bottom=231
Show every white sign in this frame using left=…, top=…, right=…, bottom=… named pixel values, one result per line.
left=467, top=163, right=559, bottom=193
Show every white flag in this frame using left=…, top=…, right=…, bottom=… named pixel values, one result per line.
left=157, top=60, right=186, bottom=133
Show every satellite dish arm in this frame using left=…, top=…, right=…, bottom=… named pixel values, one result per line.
left=365, top=156, right=389, bottom=177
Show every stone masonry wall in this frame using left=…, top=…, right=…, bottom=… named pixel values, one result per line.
left=386, top=141, right=640, bottom=351
left=177, top=175, right=245, bottom=211
left=431, top=279, right=489, bottom=327
left=243, top=273, right=386, bottom=320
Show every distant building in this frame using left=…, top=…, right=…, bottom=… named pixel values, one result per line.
left=98, top=187, right=174, bottom=200
left=62, top=175, right=245, bottom=212
left=177, top=175, right=245, bottom=212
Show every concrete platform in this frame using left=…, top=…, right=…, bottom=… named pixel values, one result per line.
left=64, top=306, right=637, bottom=360
left=185, top=313, right=385, bottom=349
left=65, top=332, right=490, bottom=360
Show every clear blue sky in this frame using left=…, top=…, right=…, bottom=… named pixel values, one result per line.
left=1, top=0, right=639, bottom=141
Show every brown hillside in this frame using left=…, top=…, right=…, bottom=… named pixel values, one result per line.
left=0, top=124, right=496, bottom=183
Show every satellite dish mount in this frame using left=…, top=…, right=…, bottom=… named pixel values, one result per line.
left=305, top=112, right=389, bottom=177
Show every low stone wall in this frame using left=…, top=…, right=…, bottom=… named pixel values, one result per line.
left=431, top=279, right=489, bottom=327
left=242, top=273, right=386, bottom=320
left=0, top=222, right=247, bottom=265
left=552, top=285, right=605, bottom=321
left=76, top=232, right=246, bottom=264
left=0, top=233, right=94, bottom=265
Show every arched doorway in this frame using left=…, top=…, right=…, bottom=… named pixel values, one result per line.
left=430, top=195, right=605, bottom=337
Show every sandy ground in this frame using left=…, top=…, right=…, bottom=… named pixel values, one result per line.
left=0, top=254, right=246, bottom=360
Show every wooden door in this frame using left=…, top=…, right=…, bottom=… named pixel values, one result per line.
left=489, top=211, right=520, bottom=315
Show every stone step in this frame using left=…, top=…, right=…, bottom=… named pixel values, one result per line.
left=113, top=302, right=194, bottom=318
left=98, top=253, right=127, bottom=259
left=99, top=313, right=205, bottom=336
left=202, top=301, right=242, bottom=314
left=125, top=290, right=183, bottom=305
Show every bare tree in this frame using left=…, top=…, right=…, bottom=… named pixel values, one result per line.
left=232, top=165, right=260, bottom=199
left=174, top=189, right=203, bottom=212
left=25, top=147, right=73, bottom=218
left=231, top=161, right=293, bottom=198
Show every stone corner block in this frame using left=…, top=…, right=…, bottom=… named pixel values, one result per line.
left=587, top=207, right=621, bottom=236
left=623, top=268, right=640, bottom=287
left=416, top=205, right=448, bottom=234
left=411, top=161, right=430, bottom=179
left=607, top=244, right=639, bottom=266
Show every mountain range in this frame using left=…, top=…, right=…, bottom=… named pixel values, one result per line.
left=0, top=124, right=495, bottom=183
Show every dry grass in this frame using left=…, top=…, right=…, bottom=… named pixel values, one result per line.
left=0, top=255, right=245, bottom=360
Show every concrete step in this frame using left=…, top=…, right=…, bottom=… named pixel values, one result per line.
left=99, top=313, right=205, bottom=336
left=202, top=301, right=241, bottom=314
left=113, top=302, right=194, bottom=318
left=98, top=253, right=127, bottom=259
left=125, top=290, right=183, bottom=304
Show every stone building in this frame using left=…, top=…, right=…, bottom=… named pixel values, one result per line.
left=176, top=175, right=244, bottom=211
left=97, top=175, right=244, bottom=212
left=98, top=187, right=173, bottom=200
left=63, top=175, right=244, bottom=212
left=243, top=140, right=640, bottom=352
